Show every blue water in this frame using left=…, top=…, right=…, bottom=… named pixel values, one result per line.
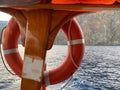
left=47, top=46, right=120, bottom=90
left=1, top=45, right=120, bottom=90
left=66, top=77, right=102, bottom=90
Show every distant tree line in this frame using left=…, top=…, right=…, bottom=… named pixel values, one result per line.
left=54, top=10, right=120, bottom=45
left=76, top=10, right=120, bottom=45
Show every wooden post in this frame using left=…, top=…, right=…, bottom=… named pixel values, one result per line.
left=20, top=10, right=52, bottom=90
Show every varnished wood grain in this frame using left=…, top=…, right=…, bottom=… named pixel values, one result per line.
left=21, top=10, right=52, bottom=90
left=12, top=3, right=120, bottom=10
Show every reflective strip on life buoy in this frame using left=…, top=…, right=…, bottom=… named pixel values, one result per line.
left=2, top=18, right=85, bottom=85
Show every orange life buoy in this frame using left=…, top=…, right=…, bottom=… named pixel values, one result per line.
left=2, top=18, right=23, bottom=77
left=2, top=18, right=85, bottom=85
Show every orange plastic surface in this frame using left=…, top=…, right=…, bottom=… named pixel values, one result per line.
left=52, top=0, right=120, bottom=4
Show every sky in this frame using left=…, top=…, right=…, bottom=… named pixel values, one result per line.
left=0, top=12, right=11, bottom=21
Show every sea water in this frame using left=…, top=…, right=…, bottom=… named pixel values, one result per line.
left=0, top=45, right=120, bottom=90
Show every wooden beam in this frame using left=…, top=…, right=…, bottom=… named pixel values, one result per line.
left=20, top=10, right=52, bottom=90
left=0, top=8, right=27, bottom=46
left=11, top=3, right=120, bottom=11
left=47, top=11, right=80, bottom=50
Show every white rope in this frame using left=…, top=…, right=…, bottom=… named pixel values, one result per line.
left=0, top=26, right=16, bottom=75
left=60, top=19, right=80, bottom=90
left=60, top=75, right=73, bottom=90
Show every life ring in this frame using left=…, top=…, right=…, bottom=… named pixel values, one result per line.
left=2, top=18, right=23, bottom=77
left=2, top=18, right=85, bottom=85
